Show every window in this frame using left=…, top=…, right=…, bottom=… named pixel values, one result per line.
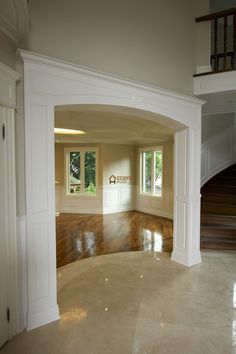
left=140, top=147, right=163, bottom=197
left=66, top=148, right=97, bottom=195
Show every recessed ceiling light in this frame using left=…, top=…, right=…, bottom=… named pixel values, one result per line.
left=54, top=128, right=85, bottom=135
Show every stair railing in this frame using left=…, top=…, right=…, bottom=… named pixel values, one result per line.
left=196, top=7, right=236, bottom=73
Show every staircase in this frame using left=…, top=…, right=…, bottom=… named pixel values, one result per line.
left=201, top=164, right=236, bottom=250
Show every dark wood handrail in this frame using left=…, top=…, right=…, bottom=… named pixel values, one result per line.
left=196, top=7, right=236, bottom=22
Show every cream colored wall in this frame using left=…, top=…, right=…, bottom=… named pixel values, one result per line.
left=22, top=0, right=198, bottom=95
left=102, top=144, right=136, bottom=186
left=0, top=31, right=16, bottom=69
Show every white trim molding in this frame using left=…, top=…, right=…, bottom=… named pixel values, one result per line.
left=136, top=187, right=173, bottom=219
left=201, top=126, right=235, bottom=186
left=194, top=70, right=236, bottom=95
left=16, top=216, right=27, bottom=332
left=103, top=185, right=136, bottom=214
left=19, top=50, right=204, bottom=330
left=0, top=63, right=20, bottom=342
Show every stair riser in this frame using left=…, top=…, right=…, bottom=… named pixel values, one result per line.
left=211, top=177, right=236, bottom=185
left=202, top=185, right=236, bottom=194
left=201, top=205, right=236, bottom=216
left=201, top=242, right=236, bottom=250
left=201, top=229, right=236, bottom=238
left=201, top=195, right=236, bottom=205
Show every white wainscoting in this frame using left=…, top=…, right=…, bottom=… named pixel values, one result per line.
left=136, top=187, right=173, bottom=219
left=103, top=185, right=136, bottom=214
left=16, top=215, right=27, bottom=332
left=56, top=185, right=103, bottom=214
left=201, top=126, right=235, bottom=186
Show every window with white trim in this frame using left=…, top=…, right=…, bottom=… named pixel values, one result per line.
left=140, top=147, right=163, bottom=197
left=65, top=148, right=97, bottom=195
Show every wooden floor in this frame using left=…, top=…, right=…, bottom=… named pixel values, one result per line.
left=56, top=211, right=173, bottom=268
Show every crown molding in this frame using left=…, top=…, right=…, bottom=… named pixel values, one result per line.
left=0, top=0, right=29, bottom=42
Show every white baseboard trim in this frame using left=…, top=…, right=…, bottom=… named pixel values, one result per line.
left=103, top=206, right=135, bottom=214
left=171, top=249, right=202, bottom=267
left=136, top=206, right=173, bottom=219
left=27, top=305, right=60, bottom=331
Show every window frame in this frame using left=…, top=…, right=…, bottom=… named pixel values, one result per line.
left=65, top=147, right=98, bottom=196
left=139, top=146, right=163, bottom=197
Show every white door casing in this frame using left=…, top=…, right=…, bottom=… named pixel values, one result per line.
left=0, top=108, right=9, bottom=348
left=19, top=50, right=204, bottom=330
left=0, top=63, right=20, bottom=343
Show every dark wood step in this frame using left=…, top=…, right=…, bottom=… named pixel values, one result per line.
left=201, top=215, right=236, bottom=228
left=201, top=184, right=236, bottom=195
left=201, top=241, right=236, bottom=250
left=201, top=193, right=236, bottom=205
left=201, top=202, right=236, bottom=216
left=219, top=167, right=236, bottom=177
left=201, top=227, right=236, bottom=238
left=211, top=176, right=236, bottom=185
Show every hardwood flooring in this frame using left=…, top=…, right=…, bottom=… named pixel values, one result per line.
left=56, top=211, right=173, bottom=268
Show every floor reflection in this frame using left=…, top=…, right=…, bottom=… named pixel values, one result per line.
left=56, top=211, right=173, bottom=267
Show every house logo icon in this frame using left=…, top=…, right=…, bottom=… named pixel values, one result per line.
left=109, top=175, right=116, bottom=184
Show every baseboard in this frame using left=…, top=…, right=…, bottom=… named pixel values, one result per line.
left=136, top=207, right=173, bottom=219
left=171, top=249, right=202, bottom=267
left=103, top=206, right=135, bottom=214
left=27, top=305, right=60, bottom=331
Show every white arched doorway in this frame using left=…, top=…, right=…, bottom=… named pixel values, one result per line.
left=20, top=50, right=204, bottom=330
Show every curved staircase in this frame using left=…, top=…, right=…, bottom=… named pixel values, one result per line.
left=201, top=164, right=236, bottom=250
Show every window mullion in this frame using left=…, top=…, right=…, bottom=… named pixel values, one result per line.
left=142, top=153, right=145, bottom=193
left=151, top=151, right=155, bottom=195
left=81, top=151, right=85, bottom=194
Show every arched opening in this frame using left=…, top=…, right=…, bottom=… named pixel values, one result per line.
left=54, top=104, right=182, bottom=267
left=20, top=50, right=203, bottom=330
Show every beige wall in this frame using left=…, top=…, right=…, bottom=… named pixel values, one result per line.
left=21, top=0, right=199, bottom=95
left=102, top=144, right=136, bottom=185
left=0, top=31, right=16, bottom=69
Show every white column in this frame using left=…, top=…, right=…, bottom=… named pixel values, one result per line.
left=171, top=126, right=202, bottom=267
left=24, top=95, right=59, bottom=330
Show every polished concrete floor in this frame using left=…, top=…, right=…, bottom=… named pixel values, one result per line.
left=56, top=211, right=173, bottom=267
left=2, top=250, right=236, bottom=354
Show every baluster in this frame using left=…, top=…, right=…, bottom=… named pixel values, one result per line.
left=224, top=15, right=228, bottom=70
left=214, top=17, right=218, bottom=71
left=233, top=12, right=236, bottom=69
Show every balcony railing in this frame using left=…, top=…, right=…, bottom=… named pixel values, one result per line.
left=196, top=7, right=236, bottom=74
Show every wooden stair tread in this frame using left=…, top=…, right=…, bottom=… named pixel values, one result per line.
left=200, top=164, right=236, bottom=250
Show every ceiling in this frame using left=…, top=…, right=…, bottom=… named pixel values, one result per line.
left=54, top=105, right=177, bottom=145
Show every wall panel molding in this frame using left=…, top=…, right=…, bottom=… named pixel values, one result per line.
left=201, top=126, right=235, bottom=186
